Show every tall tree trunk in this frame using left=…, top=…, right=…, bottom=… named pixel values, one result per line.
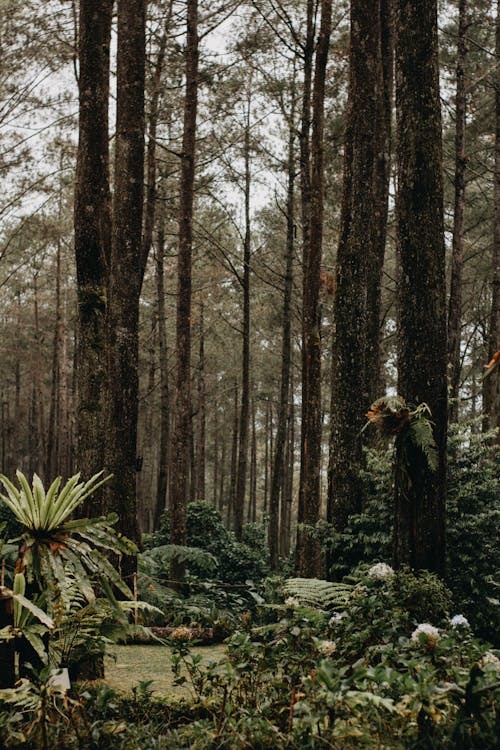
left=365, top=0, right=394, bottom=405
left=234, top=97, right=252, bottom=540
left=218, top=422, right=226, bottom=513
left=47, top=223, right=63, bottom=479
left=448, top=0, right=468, bottom=424
left=228, top=380, right=238, bottom=528
left=153, top=193, right=170, bottom=529
left=195, top=303, right=206, bottom=500
left=213, top=402, right=219, bottom=507
left=482, top=0, right=499, bottom=439
left=74, top=0, right=112, bottom=490
left=105, top=0, right=146, bottom=555
left=169, top=0, right=198, bottom=577
left=281, top=374, right=295, bottom=557
left=269, top=91, right=296, bottom=569
left=296, top=0, right=332, bottom=577
left=248, top=398, right=257, bottom=523
left=32, top=274, right=45, bottom=477
left=394, top=0, right=448, bottom=575
left=328, top=0, right=384, bottom=534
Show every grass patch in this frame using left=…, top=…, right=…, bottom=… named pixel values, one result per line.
left=105, top=643, right=226, bottom=697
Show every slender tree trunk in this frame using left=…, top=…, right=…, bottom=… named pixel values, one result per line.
left=154, top=194, right=170, bottom=529
left=263, top=401, right=269, bottom=515
left=32, top=274, right=45, bottom=477
left=228, top=380, right=238, bottom=528
left=394, top=0, right=448, bottom=575
left=448, top=0, right=468, bottom=424
left=195, top=303, right=206, bottom=500
left=269, top=92, right=296, bottom=569
left=248, top=398, right=257, bottom=523
left=234, top=98, right=252, bottom=540
left=47, top=232, right=62, bottom=479
left=281, top=374, right=295, bottom=557
left=105, top=0, right=146, bottom=554
left=74, top=0, right=113, bottom=490
left=482, top=0, right=499, bottom=439
left=169, top=0, right=199, bottom=577
left=213, top=403, right=219, bottom=507
left=218, top=425, right=226, bottom=513
left=296, top=0, right=332, bottom=577
left=365, top=0, right=394, bottom=405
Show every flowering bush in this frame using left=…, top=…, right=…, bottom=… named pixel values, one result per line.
left=450, top=614, right=470, bottom=629
left=411, top=623, right=440, bottom=649
left=367, top=562, right=394, bottom=580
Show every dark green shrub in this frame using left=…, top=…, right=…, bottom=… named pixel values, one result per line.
left=145, top=501, right=270, bottom=584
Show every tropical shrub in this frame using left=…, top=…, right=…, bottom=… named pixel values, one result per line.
left=145, top=501, right=269, bottom=584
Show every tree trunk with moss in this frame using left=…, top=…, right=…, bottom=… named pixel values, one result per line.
left=169, top=0, right=198, bottom=578
left=448, top=0, right=468, bottom=424
left=328, top=0, right=384, bottom=533
left=105, top=0, right=146, bottom=556
left=394, top=0, right=447, bottom=574
left=74, top=0, right=112, bottom=492
left=482, top=0, right=499, bottom=439
left=295, top=0, right=331, bottom=577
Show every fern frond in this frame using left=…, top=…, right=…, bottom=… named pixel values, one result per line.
left=282, top=578, right=353, bottom=610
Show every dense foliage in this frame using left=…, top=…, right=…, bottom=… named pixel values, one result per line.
left=325, top=427, right=499, bottom=643
left=1, top=567, right=498, bottom=749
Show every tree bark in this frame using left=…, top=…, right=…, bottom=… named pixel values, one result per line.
left=394, top=0, right=448, bottom=575
left=365, top=0, right=394, bottom=405
left=74, top=0, right=112, bottom=491
left=195, top=303, right=206, bottom=500
left=482, top=0, right=499, bottom=439
left=153, top=193, right=170, bottom=530
left=296, top=0, right=332, bottom=577
left=234, top=96, right=252, bottom=540
left=328, top=0, right=386, bottom=534
left=228, top=380, right=239, bottom=528
left=269, top=89, right=296, bottom=569
left=169, top=0, right=199, bottom=578
left=448, top=0, right=468, bottom=424
left=105, top=0, right=146, bottom=555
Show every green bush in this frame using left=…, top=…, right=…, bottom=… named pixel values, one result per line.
left=323, top=428, right=499, bottom=643
left=145, top=501, right=270, bottom=584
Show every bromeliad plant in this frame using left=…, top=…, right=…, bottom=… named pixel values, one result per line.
left=0, top=470, right=137, bottom=609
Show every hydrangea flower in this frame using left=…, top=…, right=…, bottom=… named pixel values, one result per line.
left=411, top=623, right=440, bottom=648
left=479, top=652, right=500, bottom=671
left=367, top=562, right=395, bottom=580
left=285, top=596, right=300, bottom=608
left=329, top=611, right=345, bottom=626
left=450, top=614, right=470, bottom=629
left=318, top=640, right=337, bottom=656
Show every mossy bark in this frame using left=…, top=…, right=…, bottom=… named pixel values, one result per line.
left=74, top=0, right=112, bottom=492
left=104, top=0, right=146, bottom=563
left=328, top=0, right=386, bottom=532
left=394, top=0, right=447, bottom=574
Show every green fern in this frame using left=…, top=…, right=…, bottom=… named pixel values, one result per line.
left=140, top=544, right=218, bottom=578
left=282, top=578, right=353, bottom=610
left=408, top=412, right=438, bottom=471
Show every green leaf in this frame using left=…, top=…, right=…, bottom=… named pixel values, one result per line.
left=13, top=594, right=53, bottom=628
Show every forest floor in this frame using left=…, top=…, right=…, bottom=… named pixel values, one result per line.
left=104, top=644, right=226, bottom=697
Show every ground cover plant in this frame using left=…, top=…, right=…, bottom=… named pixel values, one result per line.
left=1, top=564, right=498, bottom=749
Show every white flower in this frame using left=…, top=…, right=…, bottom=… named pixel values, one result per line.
left=284, top=596, right=300, bottom=608
left=411, top=623, right=440, bottom=648
left=318, top=640, right=336, bottom=656
left=329, top=611, right=345, bottom=626
left=450, top=614, right=470, bottom=629
left=367, top=563, right=395, bottom=580
left=479, top=652, right=500, bottom=671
